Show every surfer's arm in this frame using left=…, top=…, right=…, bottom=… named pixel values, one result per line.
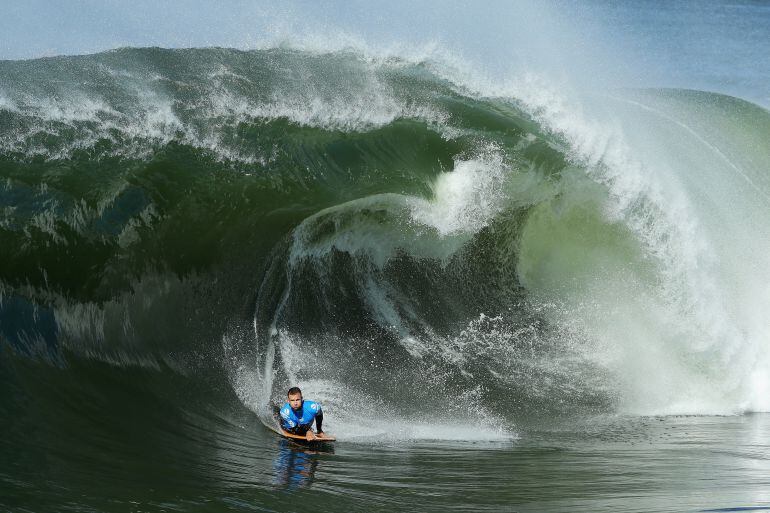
left=314, top=410, right=323, bottom=434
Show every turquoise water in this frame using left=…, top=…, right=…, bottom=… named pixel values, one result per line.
left=2, top=2, right=770, bottom=511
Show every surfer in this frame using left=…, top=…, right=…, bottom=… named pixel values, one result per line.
left=276, top=387, right=325, bottom=441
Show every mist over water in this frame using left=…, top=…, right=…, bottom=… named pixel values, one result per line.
left=2, top=2, right=770, bottom=511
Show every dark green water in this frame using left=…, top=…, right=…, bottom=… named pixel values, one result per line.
left=4, top=358, right=770, bottom=513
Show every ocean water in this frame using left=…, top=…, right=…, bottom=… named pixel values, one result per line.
left=1, top=2, right=770, bottom=511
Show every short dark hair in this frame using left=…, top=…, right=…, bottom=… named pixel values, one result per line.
left=287, top=386, right=302, bottom=397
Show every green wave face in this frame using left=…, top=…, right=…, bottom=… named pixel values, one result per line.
left=2, top=47, right=770, bottom=431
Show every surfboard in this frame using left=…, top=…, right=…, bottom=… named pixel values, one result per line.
left=264, top=419, right=336, bottom=442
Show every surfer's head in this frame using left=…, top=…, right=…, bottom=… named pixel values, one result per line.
left=287, top=387, right=303, bottom=410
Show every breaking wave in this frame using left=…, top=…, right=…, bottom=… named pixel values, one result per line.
left=2, top=47, right=770, bottom=441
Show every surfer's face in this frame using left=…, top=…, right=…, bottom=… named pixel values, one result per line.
left=288, top=393, right=303, bottom=410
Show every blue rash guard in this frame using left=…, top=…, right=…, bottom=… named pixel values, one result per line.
left=279, top=400, right=323, bottom=435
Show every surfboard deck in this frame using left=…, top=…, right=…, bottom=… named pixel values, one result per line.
left=265, top=420, right=336, bottom=442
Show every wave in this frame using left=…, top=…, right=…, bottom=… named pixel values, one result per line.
left=2, top=47, right=770, bottom=440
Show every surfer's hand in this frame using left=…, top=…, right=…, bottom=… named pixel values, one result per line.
left=306, top=431, right=317, bottom=441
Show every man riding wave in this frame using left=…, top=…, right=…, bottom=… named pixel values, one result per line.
left=276, top=387, right=325, bottom=441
